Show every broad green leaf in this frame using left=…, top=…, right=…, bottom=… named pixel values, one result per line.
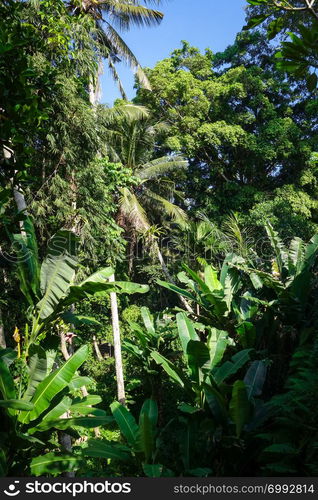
left=12, top=216, right=40, bottom=306
left=263, top=444, right=298, bottom=454
left=0, top=359, right=16, bottom=402
left=139, top=399, right=158, bottom=429
left=65, top=281, right=148, bottom=304
left=68, top=376, right=92, bottom=392
left=0, top=448, right=7, bottom=477
left=237, top=322, right=256, bottom=349
left=0, top=400, right=34, bottom=411
left=137, top=412, right=155, bottom=461
left=30, top=453, right=83, bottom=476
left=0, top=348, right=17, bottom=366
left=157, top=280, right=196, bottom=302
left=141, top=307, right=156, bottom=336
left=83, top=439, right=131, bottom=461
left=229, top=380, right=251, bottom=437
left=29, top=396, right=73, bottom=433
left=61, top=312, right=101, bottom=326
left=176, top=312, right=199, bottom=358
left=69, top=407, right=106, bottom=417
left=143, top=463, right=163, bottom=477
left=70, top=395, right=102, bottom=410
left=178, top=403, right=200, bottom=414
left=37, top=230, right=78, bottom=319
left=244, top=360, right=267, bottom=400
left=187, top=340, right=210, bottom=382
left=207, top=329, right=228, bottom=369
left=35, top=415, right=112, bottom=431
left=79, top=267, right=114, bottom=284
left=150, top=352, right=185, bottom=388
left=204, top=266, right=222, bottom=291
left=122, top=341, right=143, bottom=358
left=186, top=468, right=212, bottom=477
left=213, top=349, right=252, bottom=385
left=19, top=345, right=88, bottom=424
left=110, top=401, right=139, bottom=449
left=204, top=384, right=228, bottom=425
left=23, top=345, right=49, bottom=402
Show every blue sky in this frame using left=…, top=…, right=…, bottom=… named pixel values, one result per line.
left=100, top=0, right=247, bottom=105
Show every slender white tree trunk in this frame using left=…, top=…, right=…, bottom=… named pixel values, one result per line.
left=109, top=274, right=125, bottom=404
left=0, top=307, right=6, bottom=349
left=88, top=64, right=126, bottom=404
left=93, top=335, right=103, bottom=361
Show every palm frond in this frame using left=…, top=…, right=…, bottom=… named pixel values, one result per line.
left=119, top=187, right=150, bottom=233
left=144, top=188, right=188, bottom=228
left=107, top=57, right=128, bottom=100
left=98, top=1, right=163, bottom=30
left=102, top=103, right=150, bottom=124
left=136, top=156, right=188, bottom=181
left=103, top=23, right=152, bottom=89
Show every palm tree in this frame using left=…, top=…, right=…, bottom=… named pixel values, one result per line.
left=68, top=0, right=164, bottom=96
left=104, top=103, right=194, bottom=312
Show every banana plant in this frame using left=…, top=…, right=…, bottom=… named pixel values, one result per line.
left=232, top=223, right=318, bottom=325
left=0, top=345, right=112, bottom=476
left=158, top=257, right=259, bottom=347
left=80, top=399, right=172, bottom=477
left=145, top=313, right=268, bottom=475
left=151, top=313, right=268, bottom=436
left=122, top=307, right=177, bottom=397
left=12, top=217, right=149, bottom=354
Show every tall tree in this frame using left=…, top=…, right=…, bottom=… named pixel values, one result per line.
left=135, top=41, right=318, bottom=239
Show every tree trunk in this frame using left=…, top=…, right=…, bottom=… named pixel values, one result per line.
left=87, top=65, right=125, bottom=405
left=109, top=274, right=126, bottom=405
left=93, top=335, right=103, bottom=361
left=0, top=307, right=6, bottom=349
left=155, top=242, right=194, bottom=314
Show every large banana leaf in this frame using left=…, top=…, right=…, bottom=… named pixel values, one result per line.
left=19, top=345, right=88, bottom=424
left=143, top=463, right=163, bottom=477
left=243, top=360, right=267, bottom=400
left=207, top=329, right=228, bottom=370
left=29, top=396, right=73, bottom=433
left=23, top=346, right=54, bottom=402
left=186, top=341, right=210, bottom=383
left=68, top=376, right=92, bottom=392
left=0, top=400, right=34, bottom=411
left=141, top=307, right=156, bottom=336
left=30, top=453, right=83, bottom=476
left=204, top=265, right=223, bottom=292
left=0, top=359, right=16, bottom=401
left=137, top=412, right=154, bottom=461
left=213, top=349, right=252, bottom=385
left=83, top=439, right=131, bottom=461
left=176, top=312, right=199, bottom=358
left=70, top=395, right=102, bottom=410
left=157, top=280, right=196, bottom=302
left=63, top=280, right=149, bottom=305
left=0, top=348, right=17, bottom=366
left=150, top=351, right=186, bottom=389
left=110, top=401, right=139, bottom=449
left=137, top=400, right=158, bottom=461
left=229, top=380, right=251, bottom=437
left=12, top=216, right=41, bottom=307
left=36, top=230, right=78, bottom=319
left=139, top=399, right=158, bottom=429
left=34, top=415, right=112, bottom=432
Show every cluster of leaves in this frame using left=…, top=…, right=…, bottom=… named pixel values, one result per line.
left=244, top=0, right=318, bottom=89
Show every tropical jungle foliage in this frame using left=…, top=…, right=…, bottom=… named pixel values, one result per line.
left=0, top=0, right=317, bottom=478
